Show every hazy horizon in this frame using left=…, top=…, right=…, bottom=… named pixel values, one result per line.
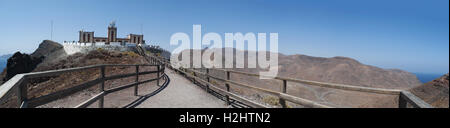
left=0, top=0, right=448, bottom=74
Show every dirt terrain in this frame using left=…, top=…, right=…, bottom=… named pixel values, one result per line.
left=1, top=45, right=438, bottom=108
left=0, top=49, right=161, bottom=108
left=136, top=69, right=227, bottom=108
left=176, top=48, right=423, bottom=107
left=410, top=74, right=449, bottom=108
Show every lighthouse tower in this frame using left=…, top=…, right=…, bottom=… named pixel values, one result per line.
left=107, top=21, right=117, bottom=44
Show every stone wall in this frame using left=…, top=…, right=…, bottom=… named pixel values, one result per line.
left=63, top=42, right=140, bottom=55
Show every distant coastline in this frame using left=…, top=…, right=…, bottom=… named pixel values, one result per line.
left=0, top=54, right=12, bottom=72
left=0, top=61, right=5, bottom=71
left=414, top=73, right=444, bottom=83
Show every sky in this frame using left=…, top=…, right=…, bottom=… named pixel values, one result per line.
left=0, top=0, right=448, bottom=74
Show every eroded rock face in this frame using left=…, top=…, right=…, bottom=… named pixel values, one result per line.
left=4, top=52, right=43, bottom=81
left=410, top=73, right=449, bottom=108
left=1, top=40, right=64, bottom=83
left=182, top=48, right=422, bottom=89
left=31, top=40, right=63, bottom=58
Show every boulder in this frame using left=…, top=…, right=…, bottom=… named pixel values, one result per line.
left=1, top=40, right=64, bottom=82
left=3, top=52, right=43, bottom=81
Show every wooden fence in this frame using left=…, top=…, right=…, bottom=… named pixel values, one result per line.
left=0, top=62, right=166, bottom=108
left=153, top=56, right=432, bottom=108
left=0, top=51, right=432, bottom=108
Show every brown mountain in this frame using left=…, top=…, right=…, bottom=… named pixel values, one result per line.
left=182, top=48, right=422, bottom=89
left=1, top=47, right=151, bottom=107
left=0, top=40, right=66, bottom=84
left=277, top=54, right=422, bottom=89
left=177, top=48, right=423, bottom=107
left=410, top=74, right=449, bottom=108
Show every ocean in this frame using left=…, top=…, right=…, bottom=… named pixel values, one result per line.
left=0, top=54, right=12, bottom=72
left=414, top=73, right=443, bottom=83
left=0, top=61, right=5, bottom=72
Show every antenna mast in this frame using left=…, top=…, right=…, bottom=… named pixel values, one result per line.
left=140, top=24, right=143, bottom=35
left=50, top=20, right=53, bottom=40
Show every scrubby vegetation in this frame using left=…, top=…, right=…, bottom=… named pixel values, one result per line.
left=144, top=45, right=171, bottom=59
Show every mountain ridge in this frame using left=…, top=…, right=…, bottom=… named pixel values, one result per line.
left=410, top=73, right=449, bottom=108
left=179, top=48, right=422, bottom=89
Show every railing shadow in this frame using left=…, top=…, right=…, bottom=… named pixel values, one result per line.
left=149, top=55, right=432, bottom=108
left=123, top=74, right=170, bottom=108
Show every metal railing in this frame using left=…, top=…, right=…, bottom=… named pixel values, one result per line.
left=152, top=56, right=432, bottom=108
left=0, top=63, right=167, bottom=108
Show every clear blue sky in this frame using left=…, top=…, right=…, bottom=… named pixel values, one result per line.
left=0, top=0, right=448, bottom=74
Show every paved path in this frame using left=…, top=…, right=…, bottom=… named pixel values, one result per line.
left=137, top=69, right=227, bottom=108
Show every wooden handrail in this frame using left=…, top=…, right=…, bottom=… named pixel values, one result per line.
left=399, top=91, right=433, bottom=108
left=214, top=69, right=402, bottom=95
left=154, top=55, right=431, bottom=108
left=0, top=63, right=167, bottom=108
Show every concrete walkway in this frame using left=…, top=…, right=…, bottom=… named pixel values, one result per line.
left=136, top=69, right=227, bottom=108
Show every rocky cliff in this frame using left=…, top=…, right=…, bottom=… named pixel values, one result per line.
left=410, top=74, right=449, bottom=108
left=181, top=48, right=422, bottom=89
left=2, top=52, right=43, bottom=81
left=0, top=40, right=65, bottom=84
left=0, top=44, right=149, bottom=107
left=277, top=54, right=422, bottom=89
left=177, top=48, right=423, bottom=107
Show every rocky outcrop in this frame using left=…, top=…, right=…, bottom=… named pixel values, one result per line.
left=3, top=52, right=43, bottom=81
left=31, top=40, right=64, bottom=58
left=0, top=40, right=65, bottom=84
left=1, top=49, right=148, bottom=107
left=31, top=40, right=67, bottom=67
left=175, top=48, right=424, bottom=107
left=276, top=54, right=422, bottom=89
left=184, top=48, right=422, bottom=89
left=410, top=74, right=449, bottom=108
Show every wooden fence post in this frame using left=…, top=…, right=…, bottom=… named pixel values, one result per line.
left=206, top=69, right=210, bottom=92
left=99, top=66, right=105, bottom=108
left=157, top=65, right=160, bottom=87
left=18, top=79, right=28, bottom=108
left=398, top=92, right=407, bottom=108
left=279, top=80, right=288, bottom=108
left=193, top=70, right=197, bottom=84
left=135, top=65, right=139, bottom=96
left=225, top=71, right=231, bottom=105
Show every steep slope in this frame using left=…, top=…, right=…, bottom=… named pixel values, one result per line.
left=31, top=40, right=68, bottom=67
left=179, top=48, right=421, bottom=89
left=0, top=40, right=66, bottom=84
left=410, top=74, right=449, bottom=108
left=1, top=49, right=152, bottom=107
left=175, top=48, right=422, bottom=107
left=277, top=54, right=421, bottom=89
left=28, top=50, right=149, bottom=100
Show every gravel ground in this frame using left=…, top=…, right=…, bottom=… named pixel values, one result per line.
left=35, top=68, right=226, bottom=108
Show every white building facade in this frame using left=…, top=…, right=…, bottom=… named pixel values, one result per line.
left=79, top=21, right=145, bottom=45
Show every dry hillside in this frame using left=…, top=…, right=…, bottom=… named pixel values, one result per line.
left=177, top=48, right=422, bottom=107
left=410, top=74, right=449, bottom=108
left=0, top=49, right=158, bottom=108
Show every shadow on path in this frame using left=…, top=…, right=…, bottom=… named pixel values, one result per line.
left=123, top=74, right=170, bottom=108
